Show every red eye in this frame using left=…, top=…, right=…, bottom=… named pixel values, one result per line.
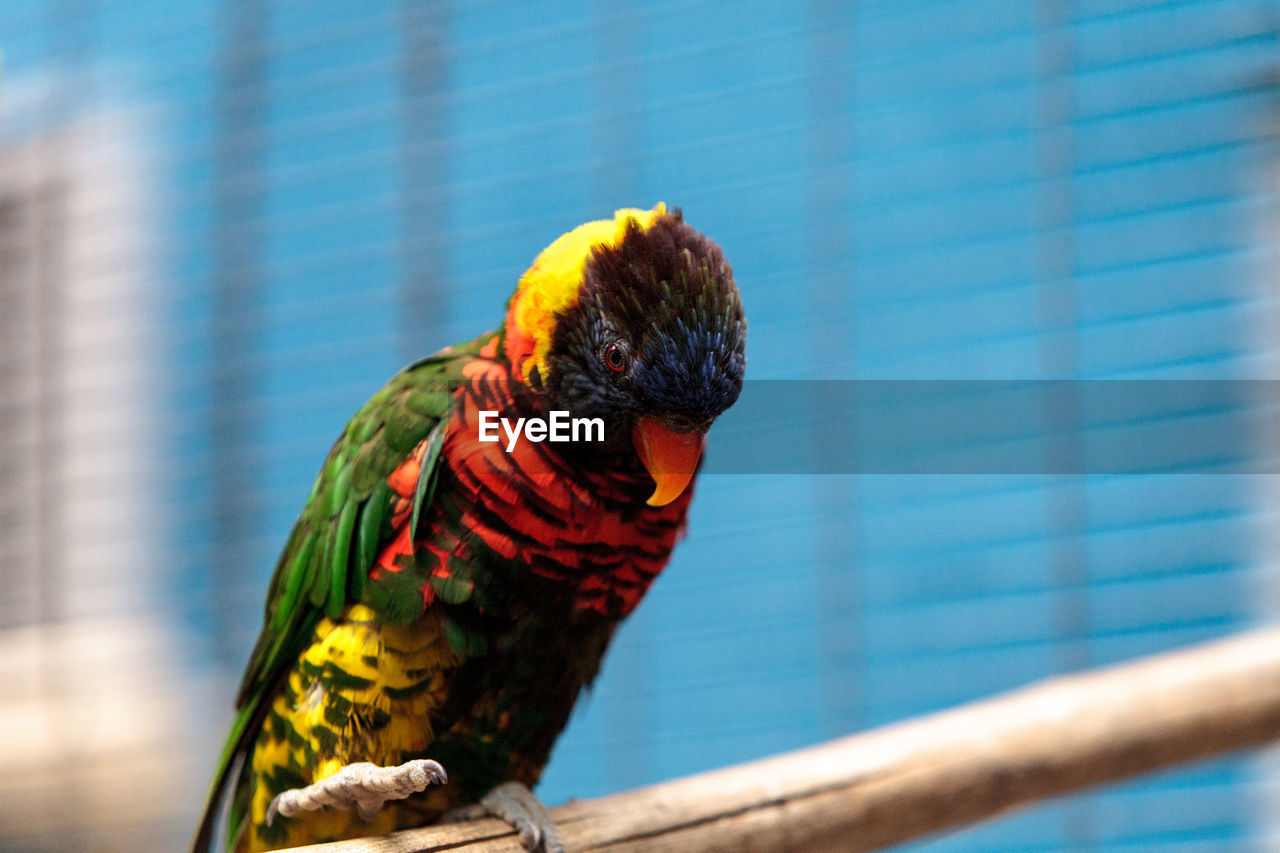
left=604, top=343, right=627, bottom=373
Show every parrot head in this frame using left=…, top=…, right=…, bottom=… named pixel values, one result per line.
left=502, top=204, right=746, bottom=506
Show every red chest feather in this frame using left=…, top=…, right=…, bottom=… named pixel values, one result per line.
left=375, top=358, right=691, bottom=619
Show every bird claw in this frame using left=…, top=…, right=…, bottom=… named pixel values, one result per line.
left=445, top=781, right=564, bottom=853
left=266, top=758, right=447, bottom=826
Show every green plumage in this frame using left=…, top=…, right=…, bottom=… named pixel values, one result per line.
left=194, top=336, right=486, bottom=853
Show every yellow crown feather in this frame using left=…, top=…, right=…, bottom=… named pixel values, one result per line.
left=504, top=203, right=668, bottom=384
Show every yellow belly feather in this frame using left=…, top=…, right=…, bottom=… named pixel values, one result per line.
left=239, top=604, right=461, bottom=852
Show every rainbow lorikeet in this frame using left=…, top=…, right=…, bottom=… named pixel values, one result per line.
left=191, top=204, right=747, bottom=853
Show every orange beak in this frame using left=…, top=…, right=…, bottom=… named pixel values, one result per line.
left=632, top=417, right=705, bottom=507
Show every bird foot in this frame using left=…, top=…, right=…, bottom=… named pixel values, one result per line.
left=266, top=758, right=447, bottom=825
left=444, top=781, right=565, bottom=853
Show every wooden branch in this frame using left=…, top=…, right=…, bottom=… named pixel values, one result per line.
left=287, top=626, right=1280, bottom=853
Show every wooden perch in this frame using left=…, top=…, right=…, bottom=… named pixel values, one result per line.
left=287, top=626, right=1280, bottom=853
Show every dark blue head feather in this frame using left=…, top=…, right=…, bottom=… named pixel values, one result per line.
left=544, top=208, right=747, bottom=434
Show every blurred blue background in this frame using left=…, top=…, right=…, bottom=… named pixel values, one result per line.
left=2, top=1, right=1280, bottom=850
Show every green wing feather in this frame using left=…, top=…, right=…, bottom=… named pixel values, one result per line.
left=190, top=336, right=487, bottom=853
